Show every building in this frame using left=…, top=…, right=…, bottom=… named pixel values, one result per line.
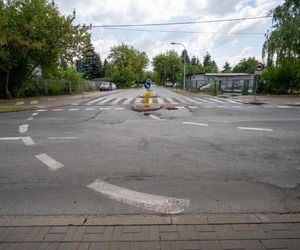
left=186, top=73, right=254, bottom=93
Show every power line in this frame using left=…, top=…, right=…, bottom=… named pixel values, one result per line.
left=93, top=15, right=272, bottom=28
left=104, top=27, right=266, bottom=35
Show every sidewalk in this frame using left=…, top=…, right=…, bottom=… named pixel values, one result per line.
left=1, top=213, right=299, bottom=249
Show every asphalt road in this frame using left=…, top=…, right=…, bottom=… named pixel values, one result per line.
left=0, top=85, right=299, bottom=215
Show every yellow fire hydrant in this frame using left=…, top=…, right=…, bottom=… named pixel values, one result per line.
left=144, top=89, right=151, bottom=107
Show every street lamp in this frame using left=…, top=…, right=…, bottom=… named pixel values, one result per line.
left=171, top=42, right=186, bottom=90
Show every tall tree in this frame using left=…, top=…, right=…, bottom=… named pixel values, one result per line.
left=152, top=50, right=181, bottom=84
left=262, top=0, right=300, bottom=93
left=203, top=52, right=219, bottom=73
left=81, top=35, right=103, bottom=80
left=107, top=43, right=148, bottom=87
left=0, top=0, right=88, bottom=98
left=232, top=57, right=259, bottom=74
left=222, top=62, right=232, bottom=73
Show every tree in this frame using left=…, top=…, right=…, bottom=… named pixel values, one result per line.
left=81, top=35, right=103, bottom=80
left=103, top=58, right=110, bottom=77
left=107, top=44, right=149, bottom=87
left=222, top=62, right=232, bottom=73
left=232, top=57, right=259, bottom=74
left=152, top=50, right=181, bottom=84
left=262, top=0, right=300, bottom=93
left=0, top=0, right=89, bottom=98
left=203, top=52, right=219, bottom=73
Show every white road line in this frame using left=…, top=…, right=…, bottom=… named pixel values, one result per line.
left=30, top=100, right=38, bottom=105
left=181, top=97, right=201, bottom=104
left=68, top=108, right=79, bottom=111
left=231, top=106, right=242, bottom=108
left=115, top=107, right=125, bottom=110
left=188, top=106, right=198, bottom=109
left=85, top=108, right=95, bottom=111
left=224, top=99, right=240, bottom=104
left=156, top=98, right=165, bottom=104
left=122, top=98, right=133, bottom=104
left=87, top=179, right=189, bottom=214
left=216, top=105, right=226, bottom=108
left=204, top=106, right=213, bottom=108
left=175, top=106, right=185, bottom=109
left=47, top=98, right=57, bottom=101
left=53, top=109, right=64, bottom=111
left=175, top=97, right=189, bottom=103
left=15, top=101, right=24, bottom=105
left=111, top=98, right=122, bottom=105
left=71, top=103, right=79, bottom=105
left=100, top=107, right=110, bottom=110
left=22, top=136, right=36, bottom=146
left=48, top=137, right=78, bottom=140
left=35, top=153, right=64, bottom=171
left=238, top=127, right=274, bottom=132
left=183, top=122, right=209, bottom=127
left=149, top=98, right=153, bottom=104
left=165, top=97, right=178, bottom=104
left=86, top=96, right=106, bottom=105
left=31, top=113, right=38, bottom=116
left=206, top=97, right=227, bottom=103
left=134, top=98, right=143, bottom=104
left=0, top=137, right=21, bottom=141
left=149, top=114, right=162, bottom=120
left=27, top=117, right=34, bottom=121
left=19, top=124, right=29, bottom=133
left=98, top=98, right=113, bottom=105
left=194, top=98, right=213, bottom=103
left=277, top=106, right=290, bottom=109
left=37, top=109, right=47, bottom=112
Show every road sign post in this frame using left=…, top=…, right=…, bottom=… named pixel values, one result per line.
left=144, top=79, right=151, bottom=107
left=253, top=63, right=264, bottom=102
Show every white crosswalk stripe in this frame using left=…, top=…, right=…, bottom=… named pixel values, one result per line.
left=165, top=97, right=178, bottom=104
left=111, top=98, right=123, bottom=105
left=205, top=97, right=227, bottom=103
left=157, top=98, right=165, bottom=104
left=194, top=97, right=213, bottom=103
left=134, top=98, right=143, bottom=104
left=86, top=96, right=106, bottom=105
left=98, top=97, right=113, bottom=105
left=123, top=98, right=133, bottom=104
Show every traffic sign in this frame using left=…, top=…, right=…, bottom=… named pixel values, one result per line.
left=144, top=79, right=151, bottom=89
left=256, top=63, right=263, bottom=71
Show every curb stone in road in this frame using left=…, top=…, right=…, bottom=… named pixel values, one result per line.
left=1, top=213, right=300, bottom=250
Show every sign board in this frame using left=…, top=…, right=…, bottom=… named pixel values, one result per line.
left=32, top=66, right=42, bottom=77
left=144, top=79, right=151, bottom=89
left=256, top=63, right=263, bottom=71
left=255, top=70, right=262, bottom=75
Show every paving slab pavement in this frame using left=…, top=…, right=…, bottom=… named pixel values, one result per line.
left=1, top=213, right=299, bottom=249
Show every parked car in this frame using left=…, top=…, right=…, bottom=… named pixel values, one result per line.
left=165, top=81, right=173, bottom=87
left=111, top=83, right=117, bottom=90
left=173, top=82, right=182, bottom=88
left=99, top=82, right=112, bottom=91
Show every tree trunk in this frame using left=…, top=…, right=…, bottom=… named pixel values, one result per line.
left=5, top=70, right=12, bottom=99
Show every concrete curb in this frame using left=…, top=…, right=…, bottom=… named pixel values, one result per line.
left=1, top=213, right=300, bottom=226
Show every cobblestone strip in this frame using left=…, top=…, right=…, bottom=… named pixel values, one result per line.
left=1, top=223, right=300, bottom=249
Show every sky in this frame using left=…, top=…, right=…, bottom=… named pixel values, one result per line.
left=54, top=0, right=284, bottom=70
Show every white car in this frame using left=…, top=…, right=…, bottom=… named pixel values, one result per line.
left=99, top=82, right=112, bottom=91
left=111, top=83, right=117, bottom=90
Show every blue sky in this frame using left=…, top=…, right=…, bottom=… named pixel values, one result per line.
left=55, top=0, right=284, bottom=70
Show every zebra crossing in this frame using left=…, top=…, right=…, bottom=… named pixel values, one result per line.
left=85, top=96, right=241, bottom=106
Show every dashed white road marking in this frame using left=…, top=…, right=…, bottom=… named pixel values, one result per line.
left=1, top=137, right=37, bottom=146
left=87, top=179, right=189, bottom=214
left=115, top=107, right=125, bottom=110
left=188, top=106, right=198, bottom=109
left=71, top=103, right=79, bottom=105
left=53, top=109, right=64, bottom=111
left=19, top=124, right=29, bottom=133
left=183, top=121, right=209, bottom=127
left=238, top=127, right=274, bottom=132
left=277, top=106, right=290, bottom=109
left=156, top=98, right=165, bottom=104
left=15, top=101, right=25, bottom=105
left=149, top=114, right=162, bottom=121
left=100, top=107, right=110, bottom=110
left=122, top=98, right=133, bottom=104
left=30, top=100, right=38, bottom=105
left=48, top=137, right=78, bottom=140
left=31, top=113, right=38, bottom=116
left=175, top=106, right=185, bottom=109
left=27, top=117, right=34, bottom=121
left=204, top=106, right=213, bottom=108
left=85, top=108, right=95, bottom=111
left=35, top=153, right=64, bottom=171
left=37, top=109, right=47, bottom=112
left=68, top=108, right=79, bottom=111
left=22, top=136, right=36, bottom=146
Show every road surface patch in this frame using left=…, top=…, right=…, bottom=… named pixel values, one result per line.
left=19, top=124, right=29, bottom=133
left=35, top=153, right=64, bottom=171
left=238, top=127, right=274, bottom=132
left=87, top=179, right=189, bottom=214
left=183, top=122, right=209, bottom=127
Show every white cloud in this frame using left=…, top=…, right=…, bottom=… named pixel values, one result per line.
left=54, top=0, right=283, bottom=70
